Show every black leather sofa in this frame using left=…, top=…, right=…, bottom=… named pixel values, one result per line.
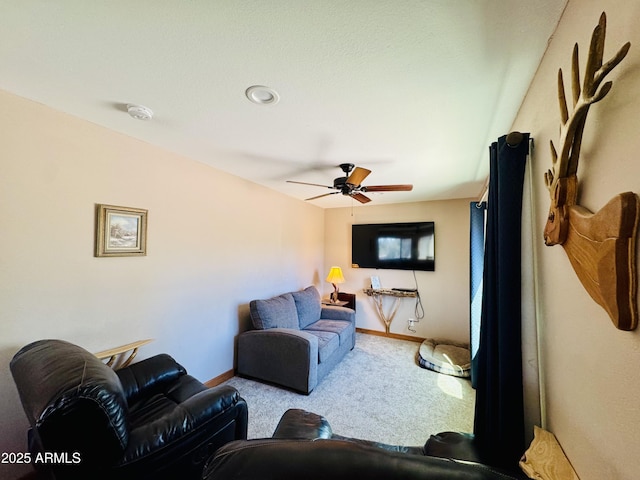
left=203, top=409, right=527, bottom=480
left=10, top=339, right=248, bottom=480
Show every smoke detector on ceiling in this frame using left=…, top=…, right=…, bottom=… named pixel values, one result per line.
left=126, top=104, right=154, bottom=120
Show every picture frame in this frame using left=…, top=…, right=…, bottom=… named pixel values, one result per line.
left=95, top=204, right=148, bottom=257
left=370, top=276, right=381, bottom=289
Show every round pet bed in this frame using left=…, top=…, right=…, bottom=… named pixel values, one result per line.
left=418, top=338, right=471, bottom=378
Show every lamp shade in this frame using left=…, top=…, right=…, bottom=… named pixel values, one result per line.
left=326, top=266, right=345, bottom=284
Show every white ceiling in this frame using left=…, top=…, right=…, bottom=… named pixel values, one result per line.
left=0, top=1, right=567, bottom=207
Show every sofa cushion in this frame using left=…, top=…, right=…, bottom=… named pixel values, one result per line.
left=250, top=293, right=299, bottom=330
left=307, top=331, right=339, bottom=363
left=291, top=286, right=322, bottom=329
left=305, top=320, right=353, bottom=346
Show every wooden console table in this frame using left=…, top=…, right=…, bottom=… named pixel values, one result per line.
left=363, top=288, right=418, bottom=333
left=94, top=339, right=153, bottom=369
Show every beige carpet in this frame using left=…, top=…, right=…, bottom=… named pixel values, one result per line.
left=221, top=332, right=475, bottom=446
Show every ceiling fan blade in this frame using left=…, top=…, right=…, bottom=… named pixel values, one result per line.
left=351, top=193, right=372, bottom=204
left=305, top=192, right=340, bottom=201
left=364, top=184, right=413, bottom=192
left=346, top=167, right=371, bottom=186
left=287, top=180, right=333, bottom=188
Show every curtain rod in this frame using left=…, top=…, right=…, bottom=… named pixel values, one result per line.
left=477, top=178, right=489, bottom=206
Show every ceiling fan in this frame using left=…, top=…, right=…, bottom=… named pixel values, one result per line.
left=286, top=163, right=413, bottom=203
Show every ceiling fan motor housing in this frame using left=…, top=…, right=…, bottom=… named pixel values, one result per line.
left=334, top=177, right=348, bottom=189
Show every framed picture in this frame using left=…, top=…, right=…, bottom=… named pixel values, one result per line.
left=370, top=276, right=381, bottom=289
left=95, top=204, right=148, bottom=257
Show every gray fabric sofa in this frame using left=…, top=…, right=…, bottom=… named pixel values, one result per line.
left=237, top=286, right=356, bottom=394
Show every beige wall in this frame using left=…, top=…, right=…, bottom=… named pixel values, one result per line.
left=324, top=199, right=471, bottom=342
left=7, top=2, right=640, bottom=477
left=0, top=90, right=325, bottom=479
left=514, top=1, right=640, bottom=478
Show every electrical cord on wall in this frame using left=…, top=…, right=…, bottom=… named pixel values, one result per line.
left=412, top=270, right=425, bottom=319
left=408, top=271, right=425, bottom=332
left=414, top=292, right=424, bottom=319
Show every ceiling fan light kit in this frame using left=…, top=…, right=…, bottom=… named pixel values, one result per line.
left=287, top=162, right=413, bottom=204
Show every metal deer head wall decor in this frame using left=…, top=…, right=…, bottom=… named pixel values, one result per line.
left=544, top=12, right=639, bottom=330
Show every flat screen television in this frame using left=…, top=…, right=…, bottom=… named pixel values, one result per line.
left=351, top=222, right=435, bottom=271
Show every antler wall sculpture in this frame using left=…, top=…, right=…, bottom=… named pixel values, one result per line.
left=543, top=12, right=639, bottom=330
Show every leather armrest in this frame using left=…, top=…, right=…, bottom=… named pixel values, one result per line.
left=424, top=431, right=485, bottom=463
left=424, top=432, right=529, bottom=479
left=272, top=409, right=333, bottom=440
left=117, top=353, right=187, bottom=402
left=272, top=409, right=423, bottom=454
left=180, top=385, right=244, bottom=425
left=124, top=385, right=245, bottom=461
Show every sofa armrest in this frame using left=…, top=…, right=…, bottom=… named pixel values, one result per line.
left=321, top=305, right=355, bottom=322
left=180, top=385, right=245, bottom=426
left=124, top=385, right=248, bottom=462
left=117, top=353, right=187, bottom=402
left=272, top=409, right=333, bottom=440
left=273, top=409, right=422, bottom=454
left=237, top=329, right=319, bottom=394
left=203, top=439, right=523, bottom=480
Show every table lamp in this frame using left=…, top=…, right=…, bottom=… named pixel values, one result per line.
left=326, top=266, right=345, bottom=303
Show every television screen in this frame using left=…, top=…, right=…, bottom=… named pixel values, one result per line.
left=351, top=222, right=435, bottom=271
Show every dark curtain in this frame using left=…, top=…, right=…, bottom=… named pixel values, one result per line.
left=473, top=133, right=529, bottom=468
left=469, top=201, right=486, bottom=388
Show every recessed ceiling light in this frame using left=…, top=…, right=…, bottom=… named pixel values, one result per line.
left=245, top=85, right=279, bottom=105
left=126, top=104, right=153, bottom=120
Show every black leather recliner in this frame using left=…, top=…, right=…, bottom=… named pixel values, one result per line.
left=10, top=339, right=248, bottom=480
left=203, top=409, right=527, bottom=480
